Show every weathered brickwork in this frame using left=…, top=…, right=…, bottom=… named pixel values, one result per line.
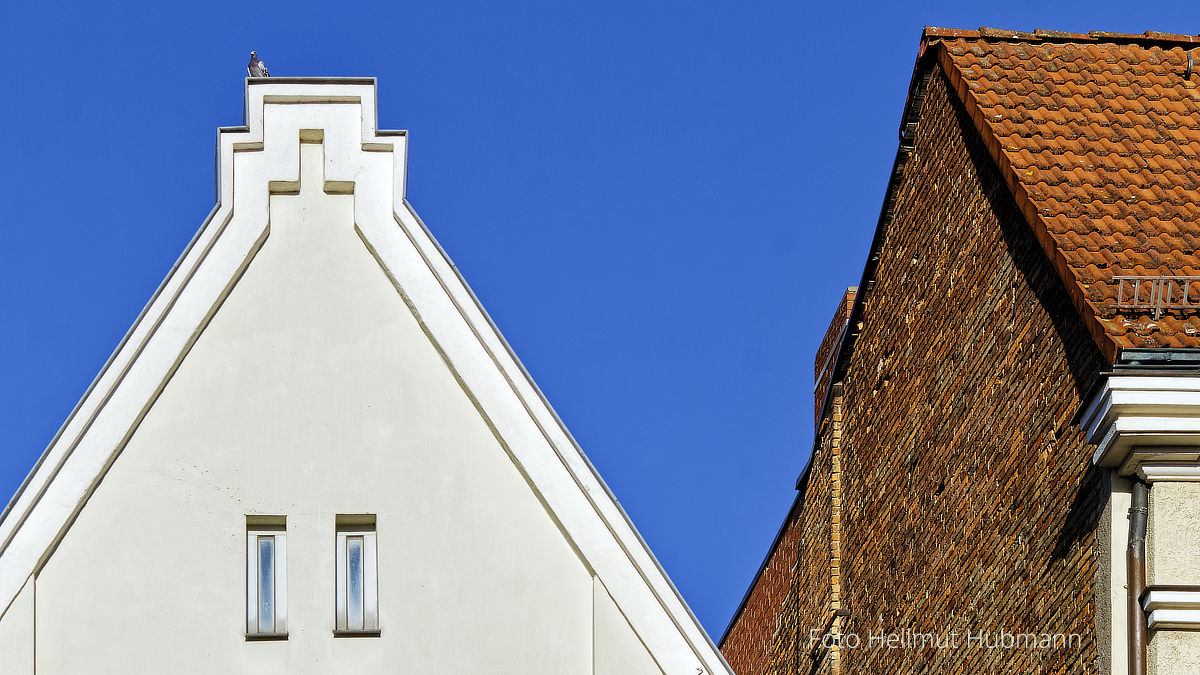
left=826, top=392, right=844, bottom=675
left=835, top=68, right=1106, bottom=672
left=722, top=61, right=1110, bottom=673
left=790, top=395, right=843, bottom=675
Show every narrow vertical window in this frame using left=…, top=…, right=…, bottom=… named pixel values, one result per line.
left=247, top=517, right=287, bottom=638
left=335, top=515, right=378, bottom=635
left=347, top=536, right=364, bottom=629
left=258, top=536, right=274, bottom=622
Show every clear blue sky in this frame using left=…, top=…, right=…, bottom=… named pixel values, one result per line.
left=0, top=0, right=1193, bottom=638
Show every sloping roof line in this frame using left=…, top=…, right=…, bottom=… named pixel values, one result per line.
left=933, top=39, right=1117, bottom=359
left=720, top=34, right=942, bottom=645
left=930, top=29, right=1200, bottom=356
left=924, top=26, right=1200, bottom=46
left=926, top=28, right=1200, bottom=360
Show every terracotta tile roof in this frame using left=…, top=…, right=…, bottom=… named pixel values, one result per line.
left=924, top=27, right=1200, bottom=359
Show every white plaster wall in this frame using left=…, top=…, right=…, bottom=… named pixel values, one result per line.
left=1148, top=630, right=1200, bottom=675
left=34, top=143, right=593, bottom=674
left=1148, top=482, right=1200, bottom=585
left=594, top=577, right=663, bottom=675
left=0, top=577, right=34, bottom=675
left=1147, top=481, right=1200, bottom=674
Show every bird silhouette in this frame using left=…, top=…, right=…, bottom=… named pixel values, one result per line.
left=247, top=51, right=270, bottom=77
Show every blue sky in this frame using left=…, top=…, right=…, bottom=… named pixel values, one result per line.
left=0, top=0, right=1193, bottom=638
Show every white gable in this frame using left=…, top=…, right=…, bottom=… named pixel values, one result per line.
left=0, top=79, right=730, bottom=674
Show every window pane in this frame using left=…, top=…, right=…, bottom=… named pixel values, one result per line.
left=259, top=536, right=274, bottom=632
left=348, top=536, right=364, bottom=630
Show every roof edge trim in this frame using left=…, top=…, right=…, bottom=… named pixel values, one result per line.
left=923, top=26, right=1200, bottom=46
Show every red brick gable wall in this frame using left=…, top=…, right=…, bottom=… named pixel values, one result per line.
left=836, top=67, right=1106, bottom=673
left=722, top=65, right=1109, bottom=674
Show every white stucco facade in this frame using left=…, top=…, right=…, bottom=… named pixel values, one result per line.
left=1145, top=481, right=1200, bottom=674
left=0, top=578, right=33, bottom=674
left=0, top=79, right=730, bottom=674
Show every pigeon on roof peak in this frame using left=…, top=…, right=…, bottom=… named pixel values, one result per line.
left=248, top=51, right=270, bottom=78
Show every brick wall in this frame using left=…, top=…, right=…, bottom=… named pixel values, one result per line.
left=835, top=67, right=1106, bottom=673
left=722, top=61, right=1109, bottom=674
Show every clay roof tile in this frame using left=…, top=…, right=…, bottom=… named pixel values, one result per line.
left=926, top=27, right=1200, bottom=355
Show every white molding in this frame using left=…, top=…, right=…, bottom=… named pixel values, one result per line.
left=0, top=79, right=731, bottom=674
left=1079, top=375, right=1200, bottom=473
left=1141, top=589, right=1200, bottom=630
left=1136, top=464, right=1200, bottom=482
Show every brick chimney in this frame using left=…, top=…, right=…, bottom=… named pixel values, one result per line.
left=814, top=287, right=856, bottom=428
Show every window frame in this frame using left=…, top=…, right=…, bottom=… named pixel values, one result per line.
left=334, top=516, right=379, bottom=636
left=246, top=518, right=288, bottom=639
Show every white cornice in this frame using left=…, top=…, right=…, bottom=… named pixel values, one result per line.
left=1136, top=463, right=1200, bottom=482
left=1079, top=375, right=1200, bottom=474
left=1141, top=588, right=1200, bottom=630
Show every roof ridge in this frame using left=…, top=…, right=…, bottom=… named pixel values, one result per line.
left=931, top=42, right=1123, bottom=362
left=924, top=25, right=1200, bottom=47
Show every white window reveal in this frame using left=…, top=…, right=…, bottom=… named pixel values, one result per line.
left=335, top=515, right=379, bottom=635
left=246, top=516, right=287, bottom=638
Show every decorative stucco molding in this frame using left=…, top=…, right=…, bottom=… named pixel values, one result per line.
left=1079, top=375, right=1200, bottom=474
left=1141, top=587, right=1200, bottom=630
left=1136, top=464, right=1200, bottom=482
